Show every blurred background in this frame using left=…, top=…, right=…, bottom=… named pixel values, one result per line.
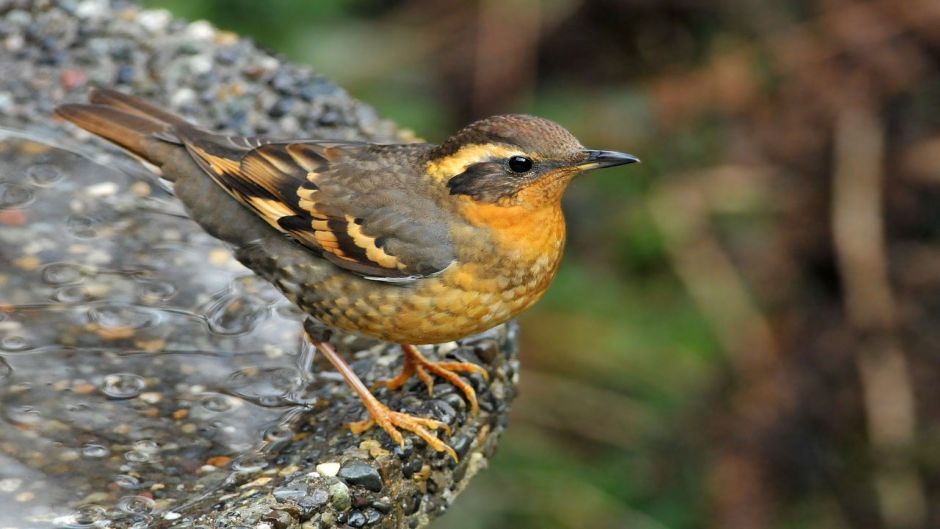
left=141, top=1, right=940, bottom=528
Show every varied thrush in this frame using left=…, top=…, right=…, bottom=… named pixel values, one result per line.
left=55, top=89, right=638, bottom=459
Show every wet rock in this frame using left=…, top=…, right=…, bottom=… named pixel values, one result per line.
left=450, top=433, right=473, bottom=460
left=347, top=510, right=368, bottom=528
left=401, top=458, right=423, bottom=479
left=297, top=488, right=329, bottom=519
left=329, top=481, right=352, bottom=511
left=339, top=460, right=384, bottom=492
left=262, top=508, right=294, bottom=529
left=268, top=97, right=295, bottom=118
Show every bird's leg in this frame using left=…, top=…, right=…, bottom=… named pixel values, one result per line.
left=304, top=327, right=457, bottom=460
left=383, top=344, right=489, bottom=415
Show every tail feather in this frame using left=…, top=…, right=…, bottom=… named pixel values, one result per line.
left=54, top=89, right=191, bottom=166
left=89, top=88, right=190, bottom=128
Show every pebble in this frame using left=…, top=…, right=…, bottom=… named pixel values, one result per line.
left=268, top=98, right=294, bottom=118
left=87, top=181, right=118, bottom=197
left=338, top=460, right=384, bottom=492
left=186, top=20, right=215, bottom=40
left=272, top=482, right=307, bottom=502
left=75, top=0, right=107, bottom=19
left=297, top=488, right=329, bottom=515
left=401, top=458, right=422, bottom=479
left=137, top=9, right=170, bottom=33
left=429, top=399, right=457, bottom=425
left=114, top=64, right=135, bottom=84
left=346, top=510, right=367, bottom=528
left=315, top=461, right=340, bottom=477
left=328, top=481, right=351, bottom=511
left=363, top=508, right=382, bottom=525
left=188, top=54, right=213, bottom=75
left=4, top=34, right=24, bottom=52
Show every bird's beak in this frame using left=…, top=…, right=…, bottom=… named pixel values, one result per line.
left=577, top=150, right=640, bottom=170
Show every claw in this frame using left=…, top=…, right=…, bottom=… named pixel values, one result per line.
left=380, top=344, right=487, bottom=415
left=350, top=408, right=456, bottom=461
left=304, top=329, right=467, bottom=462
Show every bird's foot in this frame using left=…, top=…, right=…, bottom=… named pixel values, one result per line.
left=383, top=344, right=489, bottom=415
left=349, top=404, right=456, bottom=461
left=303, top=325, right=460, bottom=460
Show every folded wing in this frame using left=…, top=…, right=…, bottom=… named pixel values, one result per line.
left=181, top=133, right=455, bottom=281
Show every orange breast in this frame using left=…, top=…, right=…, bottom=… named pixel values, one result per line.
left=290, top=198, right=567, bottom=345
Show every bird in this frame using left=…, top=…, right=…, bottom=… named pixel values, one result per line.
left=54, top=89, right=639, bottom=460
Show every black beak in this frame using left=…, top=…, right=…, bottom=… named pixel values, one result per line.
left=578, top=150, right=640, bottom=170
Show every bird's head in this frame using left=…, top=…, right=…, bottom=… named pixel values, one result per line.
left=427, top=114, right=638, bottom=209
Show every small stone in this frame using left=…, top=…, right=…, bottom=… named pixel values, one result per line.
left=240, top=476, right=272, bottom=489
left=170, top=88, right=196, bottom=108
left=215, top=31, right=239, bottom=46
left=114, top=64, right=135, bottom=85
left=268, top=98, right=294, bottom=118
left=315, top=462, right=340, bottom=477
left=4, top=35, right=24, bottom=53
left=61, top=69, right=88, bottom=90
left=451, top=433, right=473, bottom=459
left=138, top=392, right=162, bottom=404
left=87, top=182, right=118, bottom=197
left=188, top=55, right=213, bottom=75
left=186, top=20, right=215, bottom=40
left=401, top=458, right=422, bottom=479
left=338, top=460, right=383, bottom=492
left=393, top=443, right=413, bottom=459
left=130, top=182, right=151, bottom=197
left=358, top=439, right=390, bottom=459
left=75, top=0, right=107, bottom=19
left=363, top=508, right=382, bottom=525
left=0, top=92, right=13, bottom=114
left=346, top=510, right=367, bottom=528
left=328, top=482, right=350, bottom=511
left=371, top=498, right=391, bottom=513
left=0, top=479, right=22, bottom=493
left=14, top=256, right=40, bottom=271
left=262, top=509, right=293, bottom=529
left=270, top=71, right=294, bottom=94
left=208, top=248, right=231, bottom=265
left=206, top=455, right=232, bottom=467
left=429, top=399, right=457, bottom=425
left=137, top=9, right=171, bottom=33
left=216, top=46, right=240, bottom=65
left=272, top=482, right=307, bottom=502
left=15, top=491, right=35, bottom=502
left=297, top=488, right=328, bottom=517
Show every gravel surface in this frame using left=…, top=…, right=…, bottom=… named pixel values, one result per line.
left=0, top=1, right=519, bottom=528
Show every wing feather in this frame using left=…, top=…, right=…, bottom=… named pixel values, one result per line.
left=179, top=134, right=454, bottom=280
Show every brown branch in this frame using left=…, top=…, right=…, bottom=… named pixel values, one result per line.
left=831, top=101, right=925, bottom=529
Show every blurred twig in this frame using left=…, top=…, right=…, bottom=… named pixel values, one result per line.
left=831, top=103, right=925, bottom=529
left=649, top=165, right=789, bottom=529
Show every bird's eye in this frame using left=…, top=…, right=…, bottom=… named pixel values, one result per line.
left=508, top=155, right=533, bottom=173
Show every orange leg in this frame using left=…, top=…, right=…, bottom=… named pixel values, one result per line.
left=305, top=330, right=458, bottom=460
left=384, top=344, right=489, bottom=415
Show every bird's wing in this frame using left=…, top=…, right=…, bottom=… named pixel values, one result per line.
left=180, top=133, right=456, bottom=281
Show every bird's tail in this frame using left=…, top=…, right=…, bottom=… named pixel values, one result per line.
left=54, top=88, right=189, bottom=166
